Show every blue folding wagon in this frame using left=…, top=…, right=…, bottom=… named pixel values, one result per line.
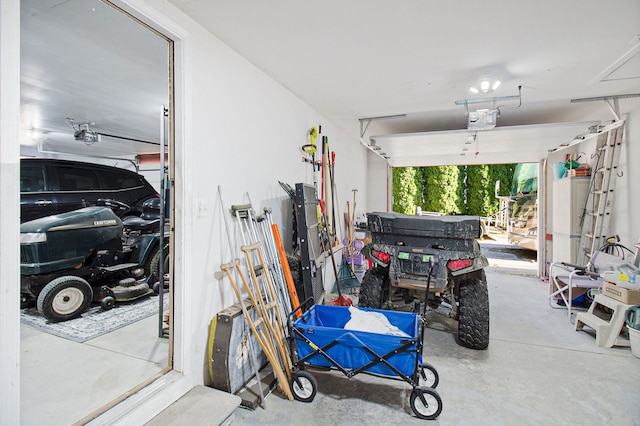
left=288, top=303, right=442, bottom=420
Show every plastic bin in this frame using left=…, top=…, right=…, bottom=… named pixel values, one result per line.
left=629, top=327, right=640, bottom=359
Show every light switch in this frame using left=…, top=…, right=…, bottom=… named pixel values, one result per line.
left=196, top=198, right=209, bottom=217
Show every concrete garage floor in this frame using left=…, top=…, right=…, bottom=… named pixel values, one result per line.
left=21, top=237, right=640, bottom=425
left=21, top=313, right=169, bottom=425
left=225, top=239, right=640, bottom=426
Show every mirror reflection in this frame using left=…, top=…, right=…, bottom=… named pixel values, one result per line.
left=19, top=1, right=172, bottom=424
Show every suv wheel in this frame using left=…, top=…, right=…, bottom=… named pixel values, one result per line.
left=457, top=274, right=489, bottom=350
left=358, top=266, right=389, bottom=308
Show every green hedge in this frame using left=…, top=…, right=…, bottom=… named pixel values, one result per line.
left=393, top=163, right=517, bottom=217
left=392, top=167, right=417, bottom=214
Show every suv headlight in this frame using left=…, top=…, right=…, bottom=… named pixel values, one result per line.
left=20, top=233, right=47, bottom=243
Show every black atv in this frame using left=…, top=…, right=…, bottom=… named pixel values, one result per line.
left=359, top=212, right=490, bottom=350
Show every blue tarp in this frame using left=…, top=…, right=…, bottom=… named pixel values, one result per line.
left=511, top=163, right=538, bottom=195
left=293, top=305, right=419, bottom=377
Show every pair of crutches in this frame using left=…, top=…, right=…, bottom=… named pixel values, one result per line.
left=220, top=243, right=293, bottom=400
left=221, top=201, right=294, bottom=400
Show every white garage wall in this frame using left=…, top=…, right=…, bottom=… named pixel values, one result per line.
left=614, top=108, right=640, bottom=247
left=367, top=151, right=391, bottom=211
left=0, top=0, right=21, bottom=423
left=129, top=0, right=368, bottom=391
left=544, top=109, right=640, bottom=265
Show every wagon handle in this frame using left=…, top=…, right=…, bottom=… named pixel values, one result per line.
left=288, top=297, right=314, bottom=323
left=422, top=256, right=439, bottom=318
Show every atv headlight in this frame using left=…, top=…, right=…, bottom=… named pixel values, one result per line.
left=20, top=232, right=47, bottom=243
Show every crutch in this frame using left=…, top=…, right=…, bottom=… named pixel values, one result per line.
left=220, top=260, right=294, bottom=400
left=241, top=242, right=293, bottom=380
left=233, top=203, right=291, bottom=330
left=259, top=208, right=293, bottom=313
left=217, top=186, right=266, bottom=407
left=231, top=204, right=273, bottom=317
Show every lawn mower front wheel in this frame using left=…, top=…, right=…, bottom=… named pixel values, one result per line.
left=37, top=276, right=93, bottom=322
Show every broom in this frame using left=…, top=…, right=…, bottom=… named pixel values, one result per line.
left=322, top=215, right=352, bottom=306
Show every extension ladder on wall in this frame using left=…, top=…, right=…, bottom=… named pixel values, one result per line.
left=577, top=122, right=625, bottom=265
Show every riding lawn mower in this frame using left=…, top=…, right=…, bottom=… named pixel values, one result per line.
left=20, top=205, right=164, bottom=322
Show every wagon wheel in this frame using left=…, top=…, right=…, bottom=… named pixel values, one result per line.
left=37, top=276, right=93, bottom=322
left=410, top=388, right=442, bottom=420
left=418, top=363, right=439, bottom=389
left=290, top=370, right=317, bottom=403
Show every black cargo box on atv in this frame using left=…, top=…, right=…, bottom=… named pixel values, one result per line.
left=368, top=212, right=482, bottom=240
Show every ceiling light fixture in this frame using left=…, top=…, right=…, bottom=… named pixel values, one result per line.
left=456, top=85, right=523, bottom=130
left=469, top=77, right=501, bottom=95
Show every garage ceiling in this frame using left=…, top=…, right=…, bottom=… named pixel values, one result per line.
left=20, top=0, right=169, bottom=160
left=20, top=0, right=640, bottom=165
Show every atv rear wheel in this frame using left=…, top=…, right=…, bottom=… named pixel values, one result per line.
left=358, top=266, right=389, bottom=309
left=457, top=275, right=490, bottom=350
left=37, top=276, right=93, bottom=322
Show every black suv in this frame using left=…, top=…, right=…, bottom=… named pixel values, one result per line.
left=20, top=158, right=159, bottom=223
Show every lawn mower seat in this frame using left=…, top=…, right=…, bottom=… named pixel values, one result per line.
left=122, top=198, right=161, bottom=234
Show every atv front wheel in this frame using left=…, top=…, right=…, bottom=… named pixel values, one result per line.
left=358, top=266, right=389, bottom=308
left=37, top=276, right=93, bottom=322
left=457, top=275, right=490, bottom=350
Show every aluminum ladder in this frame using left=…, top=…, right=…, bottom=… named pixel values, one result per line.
left=577, top=123, right=624, bottom=265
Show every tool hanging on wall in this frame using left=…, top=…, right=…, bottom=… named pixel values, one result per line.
left=301, top=126, right=319, bottom=171
left=329, top=150, right=339, bottom=243
left=323, top=213, right=352, bottom=307
left=322, top=136, right=333, bottom=242
left=301, top=126, right=323, bottom=228
left=346, top=189, right=358, bottom=269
